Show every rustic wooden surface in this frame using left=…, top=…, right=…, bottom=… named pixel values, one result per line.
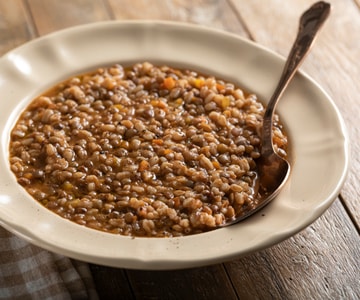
left=0, top=0, right=359, bottom=299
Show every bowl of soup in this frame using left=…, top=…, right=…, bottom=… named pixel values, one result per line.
left=0, top=21, right=348, bottom=269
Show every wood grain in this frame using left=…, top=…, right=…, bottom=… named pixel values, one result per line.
left=89, top=265, right=134, bottom=299
left=126, top=265, right=238, bottom=300
left=26, top=0, right=111, bottom=36
left=89, top=264, right=240, bottom=299
left=229, top=0, right=360, bottom=229
left=107, top=0, right=248, bottom=35
left=225, top=199, right=360, bottom=299
left=0, top=0, right=35, bottom=54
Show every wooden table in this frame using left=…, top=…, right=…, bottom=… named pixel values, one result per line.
left=1, top=1, right=359, bottom=299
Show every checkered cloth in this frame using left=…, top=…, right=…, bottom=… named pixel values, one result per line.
left=0, top=227, right=98, bottom=299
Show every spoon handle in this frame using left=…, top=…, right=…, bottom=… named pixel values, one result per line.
left=261, top=1, right=331, bottom=155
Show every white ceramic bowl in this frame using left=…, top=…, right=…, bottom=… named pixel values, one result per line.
left=0, top=21, right=349, bottom=270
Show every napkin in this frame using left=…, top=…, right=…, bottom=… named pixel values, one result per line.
left=0, top=227, right=98, bottom=299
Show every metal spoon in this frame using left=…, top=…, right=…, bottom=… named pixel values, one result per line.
left=221, top=1, right=331, bottom=227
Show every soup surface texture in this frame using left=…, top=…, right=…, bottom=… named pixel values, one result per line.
left=9, top=62, right=288, bottom=237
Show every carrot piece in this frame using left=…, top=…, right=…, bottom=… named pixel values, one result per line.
left=138, top=160, right=150, bottom=172
left=212, top=160, right=221, bottom=169
left=152, top=139, right=163, bottom=146
left=193, top=78, right=204, bottom=89
left=220, top=96, right=230, bottom=109
left=163, top=77, right=176, bottom=89
left=150, top=100, right=167, bottom=109
left=163, top=149, right=173, bottom=155
left=223, top=109, right=231, bottom=117
left=174, top=98, right=183, bottom=107
left=113, top=104, right=123, bottom=110
left=216, top=83, right=225, bottom=91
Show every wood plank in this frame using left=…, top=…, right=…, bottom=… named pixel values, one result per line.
left=107, top=0, right=173, bottom=20
left=26, top=0, right=111, bottom=36
left=126, top=265, right=238, bottom=300
left=0, top=0, right=35, bottom=55
left=229, top=0, right=360, bottom=228
left=89, top=264, right=239, bottom=299
left=225, top=199, right=360, bottom=299
left=107, top=0, right=248, bottom=35
left=89, top=264, right=134, bottom=299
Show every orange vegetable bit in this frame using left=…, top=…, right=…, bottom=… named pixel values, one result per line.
left=193, top=78, right=205, bottom=89
left=163, top=149, right=173, bottom=155
left=113, top=104, right=123, bottom=110
left=138, top=160, right=150, bottom=172
left=216, top=83, right=225, bottom=92
left=168, top=97, right=184, bottom=108
left=172, top=98, right=184, bottom=107
left=220, top=96, right=231, bottom=109
left=223, top=109, right=231, bottom=118
left=163, top=76, right=176, bottom=90
left=212, top=160, right=221, bottom=169
left=150, top=99, right=167, bottom=109
left=152, top=139, right=164, bottom=146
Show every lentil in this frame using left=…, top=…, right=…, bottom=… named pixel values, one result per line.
left=9, top=62, right=288, bottom=237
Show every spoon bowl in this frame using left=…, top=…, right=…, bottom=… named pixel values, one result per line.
left=221, top=1, right=331, bottom=227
